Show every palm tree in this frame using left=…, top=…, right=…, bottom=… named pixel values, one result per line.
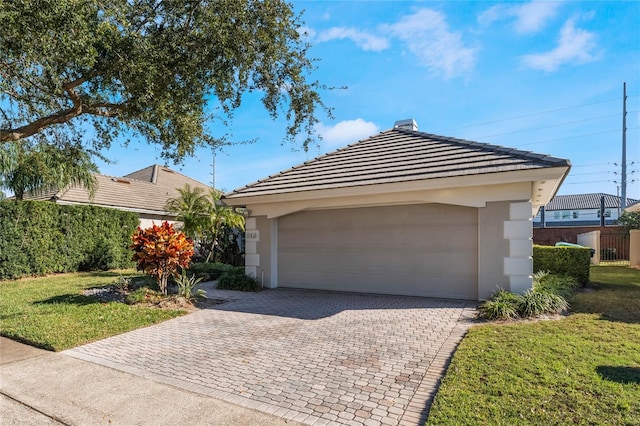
left=1, top=140, right=97, bottom=200
left=202, top=189, right=245, bottom=263
left=165, top=184, right=210, bottom=238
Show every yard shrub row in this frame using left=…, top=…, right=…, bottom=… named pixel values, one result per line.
left=533, top=245, right=591, bottom=285
left=0, top=200, right=138, bottom=279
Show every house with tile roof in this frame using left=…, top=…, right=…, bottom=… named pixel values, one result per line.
left=223, top=119, right=570, bottom=301
left=24, top=164, right=211, bottom=228
left=533, top=193, right=638, bottom=228
left=625, top=200, right=640, bottom=213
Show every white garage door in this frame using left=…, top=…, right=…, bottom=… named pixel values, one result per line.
left=278, top=204, right=478, bottom=300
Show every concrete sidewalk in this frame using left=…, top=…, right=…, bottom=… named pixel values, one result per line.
left=0, top=337, right=298, bottom=426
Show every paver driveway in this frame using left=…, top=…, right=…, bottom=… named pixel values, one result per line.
left=65, top=289, right=475, bottom=426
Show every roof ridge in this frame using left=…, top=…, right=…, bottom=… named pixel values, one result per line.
left=393, top=128, right=569, bottom=166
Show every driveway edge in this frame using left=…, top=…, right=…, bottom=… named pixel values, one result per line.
left=399, top=305, right=476, bottom=426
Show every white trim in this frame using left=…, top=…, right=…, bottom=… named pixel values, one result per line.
left=224, top=167, right=569, bottom=206
left=270, top=218, right=278, bottom=288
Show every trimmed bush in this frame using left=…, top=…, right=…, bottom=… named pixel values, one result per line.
left=217, top=267, right=261, bottom=292
left=186, top=262, right=233, bottom=282
left=533, top=245, right=590, bottom=285
left=0, top=200, right=138, bottom=279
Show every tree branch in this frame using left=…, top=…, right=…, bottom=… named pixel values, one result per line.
left=0, top=71, right=121, bottom=141
left=0, top=105, right=83, bottom=141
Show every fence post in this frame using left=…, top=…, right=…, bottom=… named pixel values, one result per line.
left=629, top=230, right=640, bottom=269
left=577, top=230, right=600, bottom=265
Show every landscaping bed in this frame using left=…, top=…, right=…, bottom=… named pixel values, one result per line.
left=0, top=271, right=188, bottom=351
left=427, top=266, right=640, bottom=425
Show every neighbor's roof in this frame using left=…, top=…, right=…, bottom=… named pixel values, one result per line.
left=24, top=164, right=210, bottom=215
left=626, top=200, right=640, bottom=212
left=543, top=193, right=639, bottom=211
left=225, top=127, right=570, bottom=199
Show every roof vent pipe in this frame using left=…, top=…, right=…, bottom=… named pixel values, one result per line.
left=393, top=118, right=418, bottom=131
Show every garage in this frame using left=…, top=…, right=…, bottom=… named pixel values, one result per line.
left=278, top=204, right=478, bottom=299
left=223, top=119, right=570, bottom=300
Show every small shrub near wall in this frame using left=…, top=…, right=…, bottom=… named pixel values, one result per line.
left=0, top=200, right=138, bottom=279
left=532, top=245, right=591, bottom=285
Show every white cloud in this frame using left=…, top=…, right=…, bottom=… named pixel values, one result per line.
left=297, top=26, right=316, bottom=40
left=516, top=1, right=561, bottom=34
left=382, top=9, right=477, bottom=79
left=315, top=119, right=379, bottom=147
left=316, top=27, right=389, bottom=52
left=478, top=1, right=561, bottom=34
left=477, top=4, right=508, bottom=27
left=521, top=19, right=598, bottom=71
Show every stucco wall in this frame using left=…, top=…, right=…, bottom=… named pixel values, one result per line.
left=138, top=215, right=178, bottom=229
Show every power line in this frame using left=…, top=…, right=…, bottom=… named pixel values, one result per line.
left=476, top=113, right=622, bottom=139
left=569, top=171, right=612, bottom=176
left=570, top=162, right=611, bottom=168
left=512, top=128, right=620, bottom=147
left=438, top=94, right=640, bottom=133
left=563, top=180, right=611, bottom=185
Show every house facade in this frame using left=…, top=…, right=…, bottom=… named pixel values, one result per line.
left=24, top=164, right=211, bottom=228
left=533, top=193, right=638, bottom=228
left=223, top=120, right=570, bottom=301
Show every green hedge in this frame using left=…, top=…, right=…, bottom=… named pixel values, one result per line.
left=533, top=245, right=591, bottom=285
left=0, top=200, right=138, bottom=279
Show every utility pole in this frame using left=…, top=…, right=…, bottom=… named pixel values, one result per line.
left=210, top=151, right=216, bottom=190
left=621, top=82, right=627, bottom=209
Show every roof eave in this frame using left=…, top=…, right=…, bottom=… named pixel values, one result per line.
left=223, top=166, right=570, bottom=208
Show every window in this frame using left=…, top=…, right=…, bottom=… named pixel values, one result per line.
left=572, top=211, right=579, bottom=219
left=554, top=211, right=561, bottom=219
left=562, top=210, right=570, bottom=219
left=605, top=209, right=612, bottom=218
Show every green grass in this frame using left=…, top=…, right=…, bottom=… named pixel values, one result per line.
left=427, top=266, right=640, bottom=425
left=0, top=271, right=185, bottom=351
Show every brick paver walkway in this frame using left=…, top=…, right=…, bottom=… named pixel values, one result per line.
left=64, top=289, right=475, bottom=426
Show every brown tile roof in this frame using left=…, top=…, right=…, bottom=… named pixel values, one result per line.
left=225, top=128, right=570, bottom=199
left=24, top=165, right=210, bottom=215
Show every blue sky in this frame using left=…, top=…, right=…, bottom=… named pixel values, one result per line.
left=97, top=0, right=640, bottom=200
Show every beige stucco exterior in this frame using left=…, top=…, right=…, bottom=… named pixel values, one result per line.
left=229, top=146, right=570, bottom=301
left=241, top=187, right=538, bottom=300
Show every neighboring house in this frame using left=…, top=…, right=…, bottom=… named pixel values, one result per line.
left=533, top=193, right=638, bottom=228
left=626, top=200, right=640, bottom=213
left=223, top=119, right=570, bottom=301
left=23, top=164, right=210, bottom=228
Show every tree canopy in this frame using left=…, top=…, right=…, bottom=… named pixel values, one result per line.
left=1, top=140, right=98, bottom=200
left=0, top=0, right=327, bottom=162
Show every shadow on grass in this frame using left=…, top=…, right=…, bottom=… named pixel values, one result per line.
left=34, top=294, right=101, bottom=306
left=81, top=271, right=127, bottom=278
left=597, top=366, right=640, bottom=384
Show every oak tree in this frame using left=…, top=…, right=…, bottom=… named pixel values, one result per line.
left=0, top=0, right=326, bottom=162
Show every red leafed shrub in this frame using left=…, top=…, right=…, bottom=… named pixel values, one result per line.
left=130, top=221, right=194, bottom=295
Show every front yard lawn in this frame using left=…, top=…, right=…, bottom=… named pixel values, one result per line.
left=427, top=266, right=640, bottom=425
left=0, top=271, right=186, bottom=351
